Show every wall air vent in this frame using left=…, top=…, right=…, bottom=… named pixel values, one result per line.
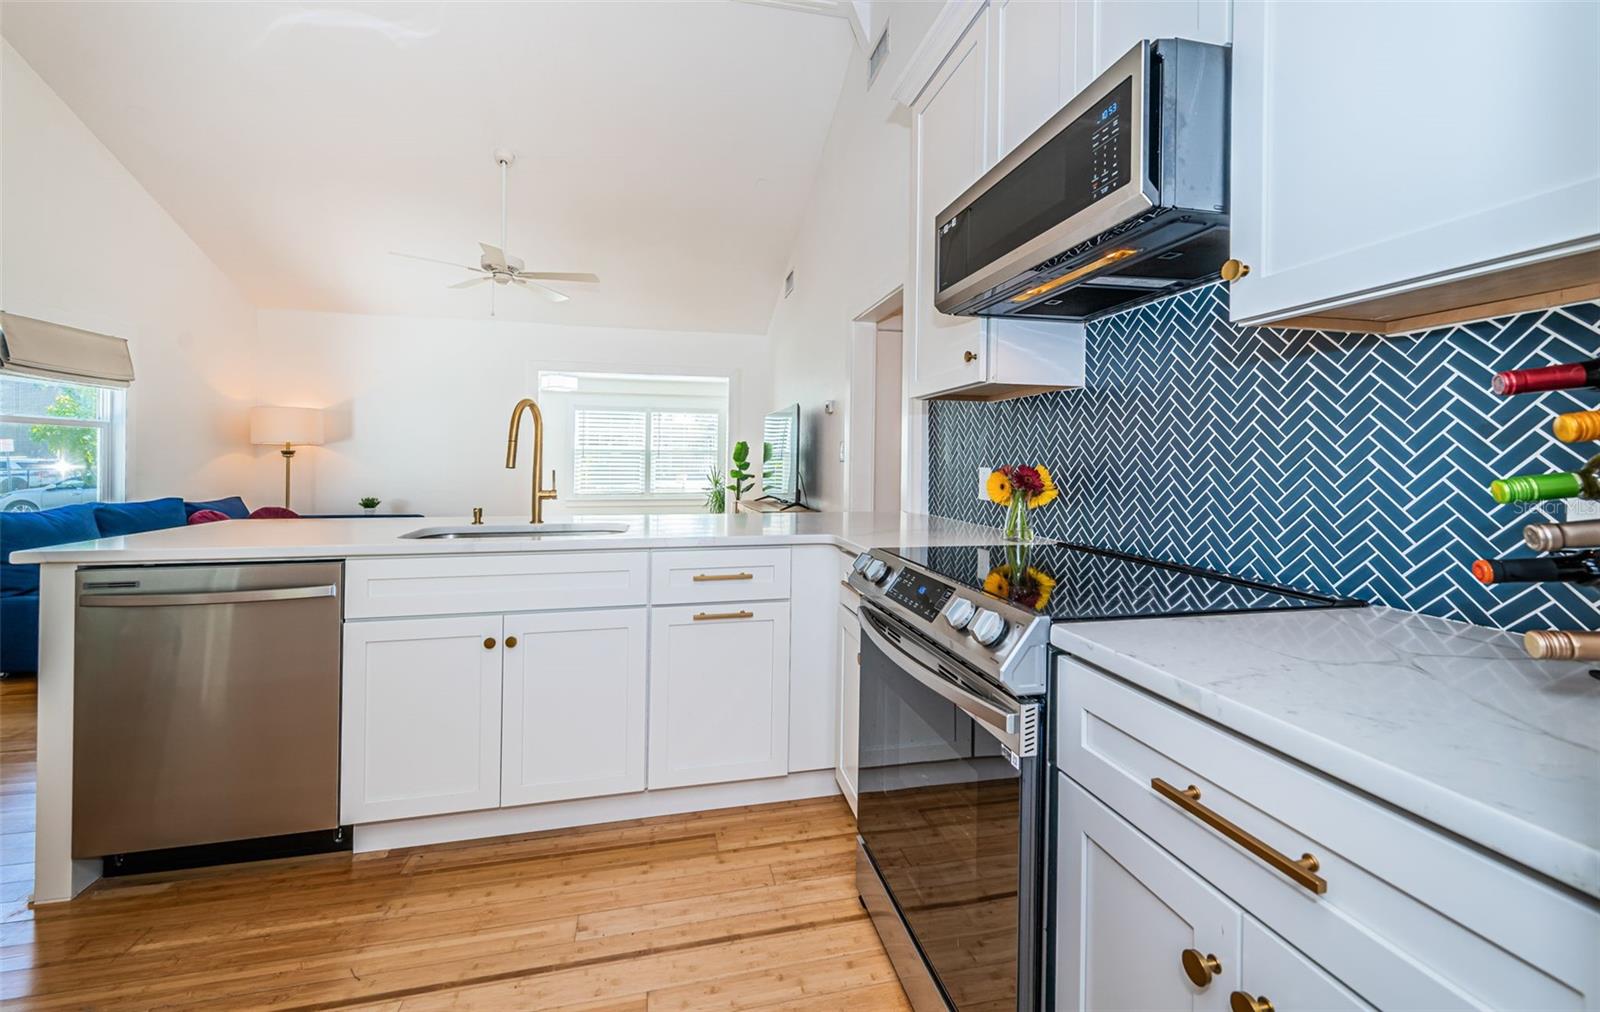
left=867, top=25, right=889, bottom=86
left=784, top=270, right=796, bottom=297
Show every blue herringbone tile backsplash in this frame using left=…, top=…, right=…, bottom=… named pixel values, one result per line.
left=927, top=283, right=1600, bottom=631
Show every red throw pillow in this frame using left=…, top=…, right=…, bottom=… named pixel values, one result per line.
left=187, top=509, right=231, bottom=525
left=249, top=506, right=300, bottom=519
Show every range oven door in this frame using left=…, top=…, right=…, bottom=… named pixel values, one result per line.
left=856, top=602, right=1046, bottom=1011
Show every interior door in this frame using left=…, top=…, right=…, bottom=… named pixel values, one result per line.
left=501, top=607, right=647, bottom=806
left=1057, top=774, right=1241, bottom=1011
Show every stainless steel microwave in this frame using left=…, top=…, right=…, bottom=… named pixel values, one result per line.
left=934, top=39, right=1230, bottom=321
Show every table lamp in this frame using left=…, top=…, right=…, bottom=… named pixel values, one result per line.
left=249, top=406, right=324, bottom=509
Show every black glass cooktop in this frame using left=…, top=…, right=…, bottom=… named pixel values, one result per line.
left=887, top=543, right=1364, bottom=622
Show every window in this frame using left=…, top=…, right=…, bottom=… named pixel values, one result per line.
left=540, top=371, right=728, bottom=506
left=0, top=374, right=124, bottom=511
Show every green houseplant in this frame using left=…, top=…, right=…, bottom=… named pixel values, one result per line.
left=703, top=467, right=726, bottom=514
left=358, top=496, right=381, bottom=515
left=726, top=441, right=774, bottom=503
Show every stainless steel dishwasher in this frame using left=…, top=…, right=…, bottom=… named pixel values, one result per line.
left=73, top=562, right=343, bottom=864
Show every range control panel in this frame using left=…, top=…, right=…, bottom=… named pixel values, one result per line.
left=885, top=568, right=954, bottom=623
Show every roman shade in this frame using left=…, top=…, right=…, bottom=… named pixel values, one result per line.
left=0, top=312, right=136, bottom=387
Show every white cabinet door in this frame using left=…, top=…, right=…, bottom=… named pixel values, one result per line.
left=1073, top=0, right=1231, bottom=92
left=995, top=0, right=1076, bottom=156
left=1229, top=1, right=1600, bottom=325
left=835, top=603, right=860, bottom=814
left=649, top=602, right=792, bottom=789
left=909, top=5, right=992, bottom=399
left=787, top=546, right=839, bottom=773
left=1238, top=916, right=1375, bottom=1012
left=1058, top=774, right=1241, bottom=1012
left=341, top=615, right=502, bottom=824
left=501, top=608, right=646, bottom=807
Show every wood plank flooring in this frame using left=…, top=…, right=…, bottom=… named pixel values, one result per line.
left=0, top=676, right=910, bottom=1010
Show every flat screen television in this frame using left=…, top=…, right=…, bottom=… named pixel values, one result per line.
left=760, top=404, right=802, bottom=506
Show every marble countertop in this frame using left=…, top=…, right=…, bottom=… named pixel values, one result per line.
left=11, top=510, right=1009, bottom=565
left=1052, top=606, right=1600, bottom=898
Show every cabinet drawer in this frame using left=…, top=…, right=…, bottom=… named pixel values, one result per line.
left=1057, top=657, right=1600, bottom=1011
left=345, top=552, right=648, bottom=618
left=650, top=548, right=790, bottom=604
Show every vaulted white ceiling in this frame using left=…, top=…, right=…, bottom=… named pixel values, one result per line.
left=2, top=2, right=854, bottom=333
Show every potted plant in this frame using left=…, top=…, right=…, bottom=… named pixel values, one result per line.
left=703, top=467, right=726, bottom=514
left=358, top=496, right=381, bottom=516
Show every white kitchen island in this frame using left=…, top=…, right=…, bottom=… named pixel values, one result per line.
left=16, top=511, right=1009, bottom=903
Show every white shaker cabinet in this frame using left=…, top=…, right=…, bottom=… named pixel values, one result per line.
left=341, top=615, right=503, bottom=824
left=1228, top=1, right=1600, bottom=328
left=1057, top=775, right=1242, bottom=1010
left=500, top=608, right=647, bottom=807
left=835, top=602, right=860, bottom=813
left=648, top=602, right=792, bottom=789
left=1236, top=916, right=1375, bottom=1012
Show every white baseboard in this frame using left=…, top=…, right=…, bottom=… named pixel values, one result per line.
left=351, top=770, right=842, bottom=853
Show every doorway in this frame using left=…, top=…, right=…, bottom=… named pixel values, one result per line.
left=848, top=290, right=906, bottom=513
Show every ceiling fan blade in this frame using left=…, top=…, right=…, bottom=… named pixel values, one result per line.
left=448, top=275, right=492, bottom=289
left=389, top=250, right=477, bottom=271
left=514, top=278, right=570, bottom=303
left=516, top=271, right=600, bottom=284
left=478, top=242, right=509, bottom=270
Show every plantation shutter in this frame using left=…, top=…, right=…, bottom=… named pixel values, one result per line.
left=649, top=411, right=720, bottom=494
left=573, top=409, right=647, bottom=496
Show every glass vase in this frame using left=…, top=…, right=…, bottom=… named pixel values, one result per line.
left=1003, top=492, right=1032, bottom=542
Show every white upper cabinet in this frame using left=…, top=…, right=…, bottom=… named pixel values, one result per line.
left=1229, top=1, right=1600, bottom=328
left=1072, top=0, right=1231, bottom=91
left=909, top=6, right=993, bottom=400
left=995, top=0, right=1075, bottom=155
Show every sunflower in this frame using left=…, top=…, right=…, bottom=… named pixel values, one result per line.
left=1028, top=465, right=1058, bottom=509
left=985, top=469, right=1014, bottom=505
left=983, top=567, right=1012, bottom=598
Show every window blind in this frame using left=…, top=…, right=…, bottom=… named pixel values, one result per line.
left=0, top=313, right=135, bottom=387
left=573, top=409, right=647, bottom=496
left=649, top=411, right=720, bottom=494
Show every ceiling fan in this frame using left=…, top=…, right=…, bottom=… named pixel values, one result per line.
left=390, top=149, right=598, bottom=315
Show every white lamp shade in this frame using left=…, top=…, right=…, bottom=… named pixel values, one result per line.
left=249, top=406, right=325, bottom=446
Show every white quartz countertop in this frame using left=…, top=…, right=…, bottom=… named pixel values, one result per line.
left=1052, top=606, right=1600, bottom=898
left=11, top=511, right=1008, bottom=565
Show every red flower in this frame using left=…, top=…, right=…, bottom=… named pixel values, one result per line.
left=1008, top=465, right=1045, bottom=496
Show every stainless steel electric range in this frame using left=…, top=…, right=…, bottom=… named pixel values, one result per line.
left=846, top=543, right=1363, bottom=1011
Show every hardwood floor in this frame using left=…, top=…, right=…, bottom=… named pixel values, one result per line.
left=0, top=676, right=909, bottom=1010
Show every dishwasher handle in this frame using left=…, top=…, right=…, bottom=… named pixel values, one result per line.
left=79, top=585, right=338, bottom=608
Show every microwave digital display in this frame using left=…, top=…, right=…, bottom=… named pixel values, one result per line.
left=938, top=75, right=1134, bottom=293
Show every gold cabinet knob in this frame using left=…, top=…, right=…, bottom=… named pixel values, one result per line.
left=504, top=636, right=518, bottom=649
left=483, top=637, right=497, bottom=650
left=1220, top=259, right=1251, bottom=282
left=1182, top=949, right=1221, bottom=988
left=1230, top=993, right=1274, bottom=1012
left=963, top=350, right=977, bottom=363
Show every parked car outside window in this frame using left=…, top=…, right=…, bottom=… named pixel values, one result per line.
left=0, top=473, right=98, bottom=512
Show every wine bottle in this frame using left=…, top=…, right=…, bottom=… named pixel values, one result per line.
left=1523, top=629, right=1600, bottom=661
left=1490, top=454, right=1600, bottom=504
left=1471, top=552, right=1600, bottom=586
left=1553, top=409, right=1600, bottom=443
left=1492, top=358, right=1600, bottom=396
left=1523, top=519, right=1600, bottom=551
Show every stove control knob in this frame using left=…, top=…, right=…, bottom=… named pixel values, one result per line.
left=969, top=609, right=1009, bottom=648
left=864, top=559, right=890, bottom=584
left=943, top=597, right=976, bottom=630
left=852, top=553, right=873, bottom=573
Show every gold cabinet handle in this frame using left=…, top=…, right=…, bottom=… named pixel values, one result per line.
left=1220, top=259, right=1251, bottom=282
left=692, top=572, right=754, bottom=582
left=963, top=350, right=977, bottom=362
left=693, top=610, right=754, bottom=621
left=1230, top=993, right=1274, bottom=1012
left=1181, top=949, right=1221, bottom=988
left=483, top=637, right=497, bottom=649
left=504, top=636, right=518, bottom=649
left=1152, top=778, right=1327, bottom=895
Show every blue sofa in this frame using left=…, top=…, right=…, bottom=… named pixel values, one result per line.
left=0, top=496, right=249, bottom=674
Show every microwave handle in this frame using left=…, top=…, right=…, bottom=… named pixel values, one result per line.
left=860, top=605, right=1032, bottom=756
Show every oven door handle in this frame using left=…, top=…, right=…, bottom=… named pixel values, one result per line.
left=860, top=605, right=1035, bottom=756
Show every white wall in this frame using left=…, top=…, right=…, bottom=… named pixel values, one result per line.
left=0, top=42, right=260, bottom=503
left=764, top=2, right=941, bottom=510
left=251, top=309, right=771, bottom=517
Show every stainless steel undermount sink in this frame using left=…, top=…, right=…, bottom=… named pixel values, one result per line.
left=400, top=523, right=630, bottom=540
